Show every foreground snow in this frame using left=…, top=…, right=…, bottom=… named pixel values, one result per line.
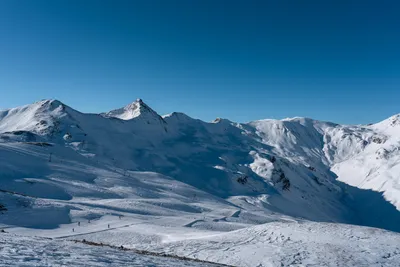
left=2, top=220, right=400, bottom=267
left=145, top=221, right=400, bottom=267
left=0, top=233, right=224, bottom=267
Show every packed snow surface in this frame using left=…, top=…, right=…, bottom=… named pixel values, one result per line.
left=0, top=233, right=224, bottom=267
left=1, top=99, right=400, bottom=266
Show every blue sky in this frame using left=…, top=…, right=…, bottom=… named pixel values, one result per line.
left=0, top=0, right=399, bottom=124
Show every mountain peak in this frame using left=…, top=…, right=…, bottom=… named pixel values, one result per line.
left=0, top=99, right=71, bottom=135
left=102, top=99, right=164, bottom=122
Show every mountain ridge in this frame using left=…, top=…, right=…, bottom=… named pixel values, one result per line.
left=0, top=99, right=400, bottom=214
left=1, top=99, right=400, bottom=224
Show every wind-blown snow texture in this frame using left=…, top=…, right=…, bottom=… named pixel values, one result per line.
left=1, top=99, right=400, bottom=266
left=0, top=233, right=224, bottom=267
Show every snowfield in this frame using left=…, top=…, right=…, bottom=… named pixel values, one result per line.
left=0, top=233, right=225, bottom=267
left=1, top=99, right=400, bottom=266
left=2, top=221, right=400, bottom=267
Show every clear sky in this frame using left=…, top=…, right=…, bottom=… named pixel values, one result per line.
left=0, top=0, right=399, bottom=124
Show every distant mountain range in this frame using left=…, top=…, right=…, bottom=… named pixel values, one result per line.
left=1, top=99, right=400, bottom=266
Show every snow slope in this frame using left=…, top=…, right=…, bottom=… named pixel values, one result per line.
left=71, top=221, right=400, bottom=267
left=1, top=99, right=400, bottom=266
left=0, top=233, right=224, bottom=267
left=331, top=115, right=400, bottom=209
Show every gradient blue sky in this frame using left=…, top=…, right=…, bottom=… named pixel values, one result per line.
left=0, top=0, right=399, bottom=124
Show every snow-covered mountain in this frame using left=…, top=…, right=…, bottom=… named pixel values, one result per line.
left=1, top=99, right=400, bottom=266
left=101, top=98, right=167, bottom=124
